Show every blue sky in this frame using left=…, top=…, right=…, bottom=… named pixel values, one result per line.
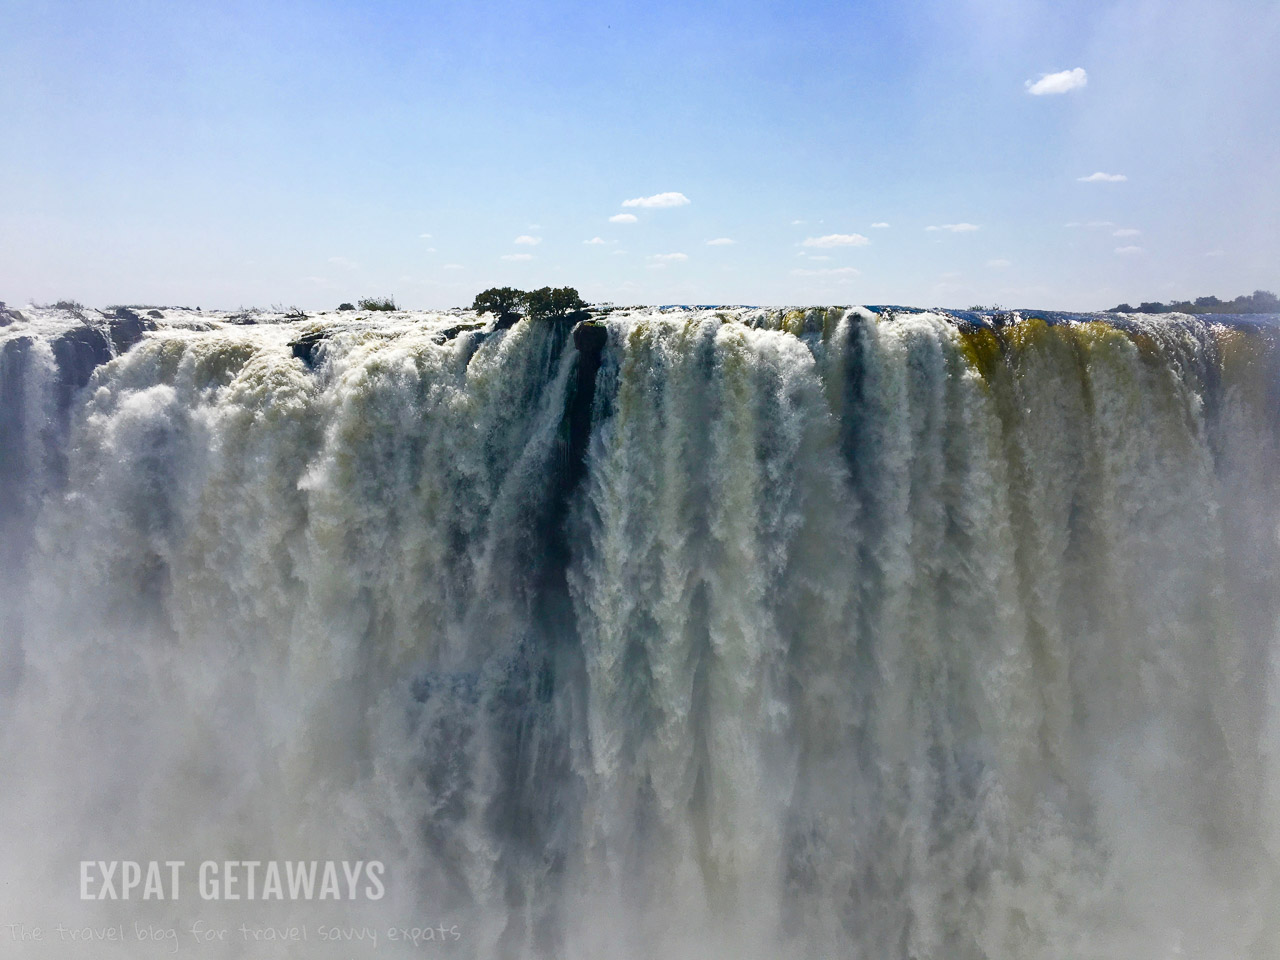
left=2, top=0, right=1277, bottom=310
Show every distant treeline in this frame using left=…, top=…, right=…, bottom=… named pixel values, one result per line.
left=1109, top=290, right=1279, bottom=314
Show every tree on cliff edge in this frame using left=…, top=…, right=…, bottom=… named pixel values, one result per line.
left=472, top=286, right=588, bottom=327
left=471, top=287, right=526, bottom=328
left=524, top=287, right=588, bottom=323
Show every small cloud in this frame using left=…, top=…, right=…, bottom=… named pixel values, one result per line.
left=802, top=233, right=870, bottom=248
left=791, top=266, right=860, bottom=278
left=418, top=233, right=433, bottom=239
left=648, top=252, right=689, bottom=263
left=1087, top=220, right=1116, bottom=228
left=870, top=222, right=890, bottom=229
left=622, top=192, right=690, bottom=208
left=443, top=264, right=465, bottom=271
left=706, top=237, right=735, bottom=246
left=987, top=259, right=1011, bottom=268
left=1115, top=245, right=1144, bottom=255
left=1078, top=172, right=1127, bottom=182
left=1113, top=228, right=1141, bottom=237
left=1025, top=67, right=1088, bottom=96
left=791, top=219, right=806, bottom=225
left=584, top=237, right=608, bottom=245
left=501, top=253, right=534, bottom=261
left=514, top=235, right=542, bottom=245
left=609, top=213, right=638, bottom=224
left=925, top=223, right=981, bottom=233
left=1064, top=221, right=1083, bottom=228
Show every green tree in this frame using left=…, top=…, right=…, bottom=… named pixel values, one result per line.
left=524, top=286, right=589, bottom=322
left=1247, top=290, right=1279, bottom=312
left=471, top=287, right=527, bottom=328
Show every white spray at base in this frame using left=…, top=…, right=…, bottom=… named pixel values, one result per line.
left=0, top=304, right=1278, bottom=959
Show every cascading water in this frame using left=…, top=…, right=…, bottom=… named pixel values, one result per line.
left=1, top=303, right=1278, bottom=959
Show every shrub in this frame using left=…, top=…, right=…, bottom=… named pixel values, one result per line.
left=49, top=299, right=87, bottom=320
left=358, top=296, right=397, bottom=311
left=337, top=302, right=356, bottom=311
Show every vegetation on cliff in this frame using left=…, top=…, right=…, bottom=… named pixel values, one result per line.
left=1109, top=290, right=1279, bottom=314
left=471, top=287, right=589, bottom=328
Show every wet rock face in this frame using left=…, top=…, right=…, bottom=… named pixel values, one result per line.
left=566, top=320, right=609, bottom=487
left=108, top=308, right=155, bottom=353
left=289, top=330, right=328, bottom=368
left=432, top=322, right=485, bottom=344
left=572, top=318, right=608, bottom=356
left=0, top=303, right=26, bottom=327
left=43, top=313, right=158, bottom=410
left=0, top=338, right=36, bottom=509
left=51, top=325, right=113, bottom=395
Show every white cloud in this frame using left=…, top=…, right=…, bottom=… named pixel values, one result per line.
left=1114, top=245, right=1144, bottom=255
left=514, top=235, right=542, bottom=245
left=584, top=237, right=607, bottom=245
left=443, top=264, right=464, bottom=271
left=609, top=213, right=638, bottom=224
left=622, top=192, right=690, bottom=209
left=987, top=259, right=1011, bottom=268
left=1113, top=228, right=1141, bottom=237
left=501, top=253, right=534, bottom=261
left=791, top=219, right=806, bottom=225
left=1078, top=172, right=1127, bottom=182
left=418, top=233, right=433, bottom=239
left=802, top=233, right=870, bottom=248
left=925, top=223, right=981, bottom=233
left=648, top=252, right=689, bottom=263
left=791, top=266, right=860, bottom=278
left=706, top=237, right=735, bottom=246
left=1025, top=67, right=1088, bottom=96
left=870, top=222, right=890, bottom=229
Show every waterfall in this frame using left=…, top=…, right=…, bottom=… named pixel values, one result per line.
left=1, top=304, right=1278, bottom=959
